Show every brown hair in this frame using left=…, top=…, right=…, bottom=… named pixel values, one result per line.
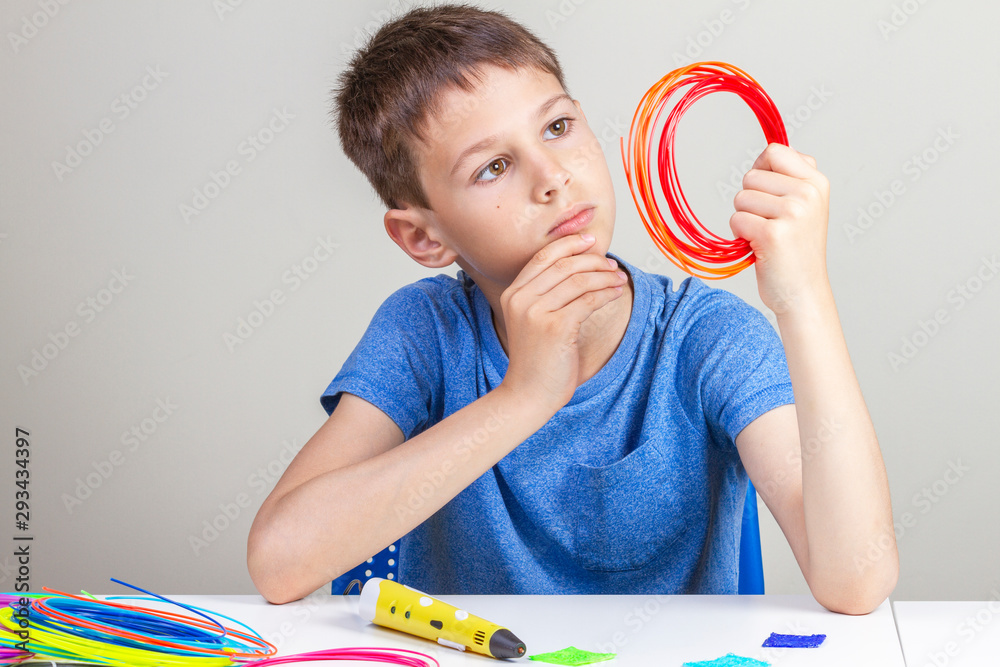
left=332, top=3, right=566, bottom=210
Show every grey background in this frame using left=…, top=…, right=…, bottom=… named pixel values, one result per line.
left=1, top=0, right=997, bottom=601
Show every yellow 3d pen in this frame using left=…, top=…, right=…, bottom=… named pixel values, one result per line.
left=359, top=577, right=526, bottom=659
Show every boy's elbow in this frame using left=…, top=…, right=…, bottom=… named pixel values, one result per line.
left=253, top=576, right=299, bottom=606
left=249, top=561, right=300, bottom=606
left=258, top=586, right=305, bottom=606
left=247, top=522, right=308, bottom=605
left=810, top=557, right=900, bottom=615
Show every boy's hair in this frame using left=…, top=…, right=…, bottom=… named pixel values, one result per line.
left=332, top=3, right=566, bottom=210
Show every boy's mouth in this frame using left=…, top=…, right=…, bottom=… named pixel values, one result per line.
left=549, top=205, right=595, bottom=237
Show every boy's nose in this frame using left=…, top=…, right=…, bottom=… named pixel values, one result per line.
left=532, top=151, right=572, bottom=202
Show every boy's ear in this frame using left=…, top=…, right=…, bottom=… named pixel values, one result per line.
left=384, top=205, right=459, bottom=269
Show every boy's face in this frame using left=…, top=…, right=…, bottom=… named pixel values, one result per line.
left=406, top=65, right=617, bottom=290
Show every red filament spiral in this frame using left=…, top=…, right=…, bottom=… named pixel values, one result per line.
left=621, top=61, right=788, bottom=279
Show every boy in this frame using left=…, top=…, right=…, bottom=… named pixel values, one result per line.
left=247, top=4, right=898, bottom=613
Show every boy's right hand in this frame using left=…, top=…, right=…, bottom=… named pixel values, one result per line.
left=498, top=233, right=628, bottom=411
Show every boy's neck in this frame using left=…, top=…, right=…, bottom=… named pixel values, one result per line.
left=485, top=267, right=634, bottom=388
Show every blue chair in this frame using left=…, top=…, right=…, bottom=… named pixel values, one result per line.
left=332, top=542, right=400, bottom=595
left=332, top=481, right=764, bottom=595
left=738, top=480, right=765, bottom=594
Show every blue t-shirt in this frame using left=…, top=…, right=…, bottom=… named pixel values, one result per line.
left=321, top=253, right=794, bottom=595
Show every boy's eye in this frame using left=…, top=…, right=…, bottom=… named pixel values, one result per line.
left=544, top=117, right=572, bottom=139
left=477, top=158, right=508, bottom=182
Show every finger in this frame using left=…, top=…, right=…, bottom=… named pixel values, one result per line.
left=512, top=244, right=618, bottom=298
left=514, top=255, right=623, bottom=313
left=751, top=143, right=815, bottom=180
left=729, top=209, right=770, bottom=245
left=733, top=188, right=784, bottom=221
left=533, top=268, right=628, bottom=313
left=508, top=234, right=598, bottom=292
left=557, top=280, right=627, bottom=326
left=741, top=168, right=801, bottom=198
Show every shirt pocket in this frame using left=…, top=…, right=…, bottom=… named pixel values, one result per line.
left=567, top=439, right=689, bottom=572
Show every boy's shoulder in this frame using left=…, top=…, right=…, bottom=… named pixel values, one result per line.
left=370, top=269, right=484, bottom=338
left=380, top=269, right=478, bottom=312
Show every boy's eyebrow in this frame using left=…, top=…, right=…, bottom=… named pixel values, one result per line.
left=449, top=92, right=573, bottom=178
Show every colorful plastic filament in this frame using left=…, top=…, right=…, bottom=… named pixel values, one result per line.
left=0, top=587, right=276, bottom=666
left=621, top=61, right=788, bottom=279
left=245, top=647, right=440, bottom=666
left=0, top=585, right=440, bottom=667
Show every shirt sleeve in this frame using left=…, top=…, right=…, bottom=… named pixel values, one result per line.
left=320, top=281, right=445, bottom=440
left=675, top=280, right=795, bottom=450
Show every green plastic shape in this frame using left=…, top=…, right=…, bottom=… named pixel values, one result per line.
left=528, top=646, right=617, bottom=665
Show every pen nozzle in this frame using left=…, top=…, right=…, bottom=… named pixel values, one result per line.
left=489, top=628, right=526, bottom=659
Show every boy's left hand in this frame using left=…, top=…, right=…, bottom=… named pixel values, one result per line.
left=730, top=145, right=899, bottom=614
left=729, top=143, right=831, bottom=315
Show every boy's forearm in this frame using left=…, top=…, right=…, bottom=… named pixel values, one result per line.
left=775, top=285, right=899, bottom=612
left=248, top=384, right=555, bottom=604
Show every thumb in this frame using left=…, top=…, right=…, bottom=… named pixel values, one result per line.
left=729, top=209, right=766, bottom=246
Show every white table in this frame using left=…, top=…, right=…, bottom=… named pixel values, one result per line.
left=893, top=601, right=1000, bottom=667
left=156, top=594, right=904, bottom=666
